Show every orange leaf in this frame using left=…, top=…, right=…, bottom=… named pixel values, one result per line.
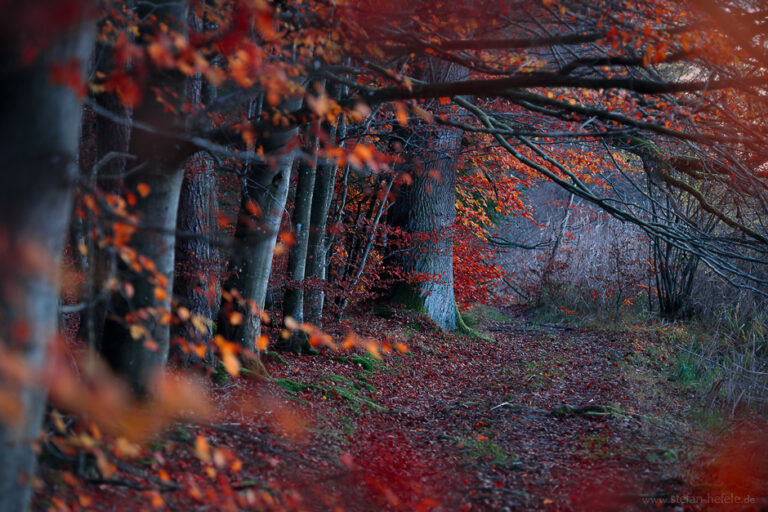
left=154, top=287, right=168, bottom=301
left=394, top=101, right=409, bottom=127
left=137, top=182, right=151, bottom=198
left=194, top=436, right=211, bottom=463
left=228, top=311, right=243, bottom=326
left=222, top=351, right=240, bottom=377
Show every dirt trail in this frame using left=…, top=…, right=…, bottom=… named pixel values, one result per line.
left=37, top=310, right=712, bottom=511
left=254, top=310, right=695, bottom=511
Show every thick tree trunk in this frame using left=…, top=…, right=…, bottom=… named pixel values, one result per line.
left=401, top=127, right=462, bottom=329
left=98, top=1, right=190, bottom=394
left=388, top=63, right=467, bottom=330
left=219, top=154, right=295, bottom=351
left=172, top=152, right=220, bottom=364
left=99, top=161, right=185, bottom=393
left=304, top=157, right=338, bottom=326
left=0, top=14, right=94, bottom=511
left=279, top=143, right=317, bottom=352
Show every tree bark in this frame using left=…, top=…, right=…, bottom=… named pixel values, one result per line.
left=397, top=127, right=462, bottom=329
left=388, top=63, right=467, bottom=330
left=99, top=0, right=190, bottom=394
left=218, top=153, right=295, bottom=351
left=279, top=136, right=318, bottom=352
left=172, top=152, right=220, bottom=364
left=304, top=156, right=338, bottom=326
left=0, top=11, right=94, bottom=511
left=99, top=157, right=186, bottom=393
left=76, top=85, right=133, bottom=351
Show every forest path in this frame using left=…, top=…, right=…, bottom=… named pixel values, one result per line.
left=39, top=309, right=712, bottom=511
left=253, top=309, right=697, bottom=511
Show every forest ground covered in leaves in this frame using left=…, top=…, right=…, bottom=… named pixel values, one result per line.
left=36, top=304, right=768, bottom=511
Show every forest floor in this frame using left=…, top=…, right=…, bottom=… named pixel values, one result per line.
left=37, top=306, right=768, bottom=511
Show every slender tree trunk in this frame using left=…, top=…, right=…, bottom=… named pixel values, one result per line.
left=279, top=137, right=318, bottom=352
left=74, top=4, right=137, bottom=351
left=219, top=153, right=295, bottom=351
left=0, top=12, right=94, bottom=511
left=304, top=156, right=338, bottom=325
left=76, top=88, right=133, bottom=349
left=338, top=176, right=394, bottom=319
left=99, top=159, right=186, bottom=393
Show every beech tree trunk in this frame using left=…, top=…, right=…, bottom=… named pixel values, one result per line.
left=397, top=127, right=462, bottom=329
left=76, top=84, right=133, bottom=349
left=279, top=142, right=318, bottom=353
left=219, top=153, right=295, bottom=351
left=389, top=63, right=466, bottom=330
left=304, top=156, right=338, bottom=326
left=99, top=1, right=190, bottom=394
left=0, top=13, right=94, bottom=511
left=99, top=159, right=186, bottom=393
left=172, top=152, right=220, bottom=364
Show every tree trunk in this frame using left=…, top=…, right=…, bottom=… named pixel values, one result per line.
left=218, top=154, right=295, bottom=351
left=99, top=160, right=186, bottom=393
left=304, top=157, right=337, bottom=326
left=76, top=88, right=133, bottom=349
left=0, top=13, right=94, bottom=511
left=172, top=152, right=220, bottom=365
left=388, top=63, right=466, bottom=330
left=98, top=1, right=190, bottom=394
left=399, top=127, right=462, bottom=329
left=279, top=139, right=317, bottom=352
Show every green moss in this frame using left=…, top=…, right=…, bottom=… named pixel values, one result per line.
left=406, top=321, right=422, bottom=331
left=263, top=351, right=291, bottom=366
left=328, top=385, right=388, bottom=413
left=462, top=304, right=512, bottom=327
left=274, top=378, right=315, bottom=393
left=354, top=372, right=377, bottom=392
left=351, top=353, right=377, bottom=372
left=456, top=306, right=491, bottom=341
left=172, top=426, right=194, bottom=444
left=391, top=282, right=427, bottom=313
left=211, top=362, right=232, bottom=384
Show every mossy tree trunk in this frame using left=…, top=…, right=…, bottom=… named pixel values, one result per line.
left=395, top=126, right=463, bottom=329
